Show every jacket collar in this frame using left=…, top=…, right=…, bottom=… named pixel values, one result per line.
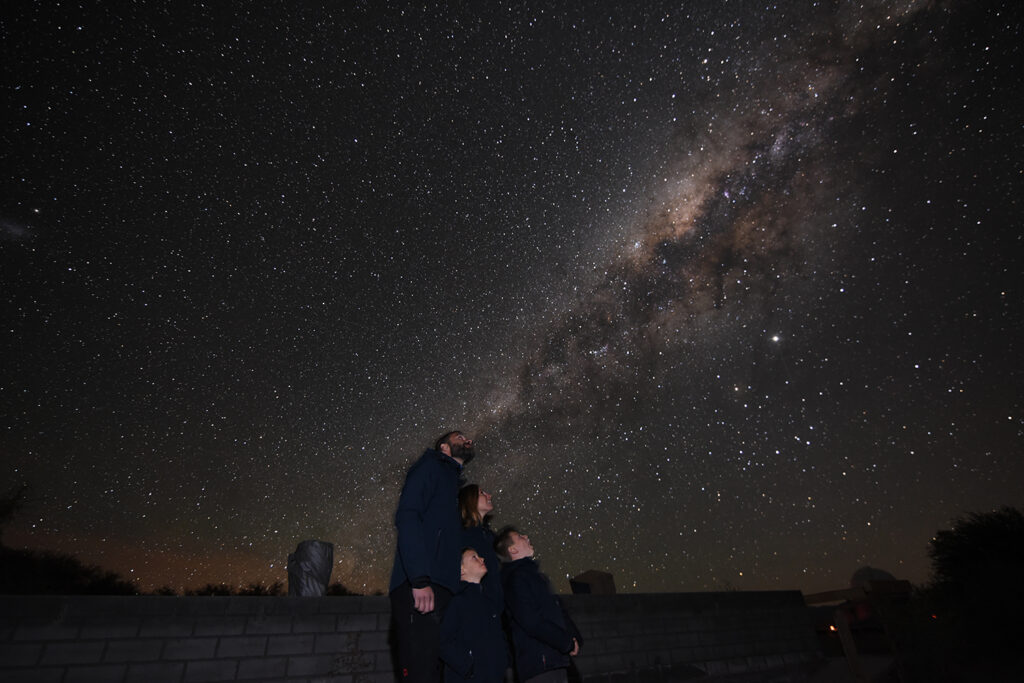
left=428, top=447, right=464, bottom=471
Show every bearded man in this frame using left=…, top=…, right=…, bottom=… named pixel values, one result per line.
left=389, top=430, right=475, bottom=683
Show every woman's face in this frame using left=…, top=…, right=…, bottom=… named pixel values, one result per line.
left=477, top=489, right=494, bottom=516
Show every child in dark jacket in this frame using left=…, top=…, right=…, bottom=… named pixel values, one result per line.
left=439, top=548, right=508, bottom=683
left=496, top=527, right=582, bottom=683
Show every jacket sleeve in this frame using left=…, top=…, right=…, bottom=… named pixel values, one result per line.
left=561, top=599, right=583, bottom=647
left=439, top=598, right=474, bottom=677
left=394, top=458, right=436, bottom=586
left=507, top=570, right=575, bottom=653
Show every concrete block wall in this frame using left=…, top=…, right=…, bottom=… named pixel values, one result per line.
left=0, top=595, right=394, bottom=683
left=563, top=591, right=821, bottom=682
left=0, top=591, right=821, bottom=682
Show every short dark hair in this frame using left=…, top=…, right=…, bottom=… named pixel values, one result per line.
left=494, top=525, right=520, bottom=562
left=434, top=430, right=461, bottom=452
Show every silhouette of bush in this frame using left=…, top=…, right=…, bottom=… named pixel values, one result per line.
left=185, top=583, right=235, bottom=596
left=0, top=546, right=136, bottom=595
left=325, top=581, right=358, bottom=596
left=238, top=581, right=285, bottom=596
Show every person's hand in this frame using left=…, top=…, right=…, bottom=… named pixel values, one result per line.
left=569, top=638, right=580, bottom=656
left=412, top=585, right=435, bottom=613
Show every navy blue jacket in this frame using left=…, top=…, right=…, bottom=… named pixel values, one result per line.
left=501, top=557, right=582, bottom=680
left=389, top=449, right=464, bottom=593
left=461, top=524, right=503, bottom=605
left=439, top=580, right=507, bottom=683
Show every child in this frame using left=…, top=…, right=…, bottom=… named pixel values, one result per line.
left=439, top=548, right=508, bottom=683
left=496, top=527, right=582, bottom=683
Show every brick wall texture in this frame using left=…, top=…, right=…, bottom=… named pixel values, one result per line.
left=0, top=591, right=821, bottom=682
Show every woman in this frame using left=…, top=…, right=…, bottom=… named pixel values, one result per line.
left=458, top=484, right=503, bottom=603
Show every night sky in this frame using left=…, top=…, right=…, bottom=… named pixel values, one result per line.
left=2, top=1, right=1021, bottom=595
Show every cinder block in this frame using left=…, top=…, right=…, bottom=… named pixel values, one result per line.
left=216, top=635, right=267, bottom=658
left=0, top=666, right=64, bottom=682
left=13, top=623, right=79, bottom=641
left=669, top=646, right=699, bottom=665
left=193, top=617, right=246, bottom=637
left=704, top=660, right=728, bottom=675
left=105, top=638, right=164, bottom=662
left=623, top=651, right=649, bottom=670
left=726, top=657, right=752, bottom=673
left=183, top=658, right=237, bottom=682
left=287, top=653, right=335, bottom=676
left=139, top=618, right=194, bottom=638
left=126, top=661, right=186, bottom=683
left=371, top=650, right=396, bottom=673
left=125, top=597, right=181, bottom=617
left=263, top=598, right=319, bottom=617
left=318, top=597, right=370, bottom=614
left=375, top=612, right=392, bottom=631
left=186, top=598, right=232, bottom=618
left=594, top=652, right=625, bottom=672
left=747, top=654, right=768, bottom=670
left=292, top=614, right=336, bottom=633
left=315, top=632, right=356, bottom=654
left=41, top=641, right=105, bottom=665
left=162, top=637, right=217, bottom=660
left=267, top=633, right=315, bottom=656
left=335, top=613, right=377, bottom=632
left=225, top=598, right=265, bottom=616
left=356, top=630, right=389, bottom=652
left=75, top=617, right=141, bottom=640
left=330, top=650, right=375, bottom=673
left=352, top=672, right=398, bottom=683
left=236, top=656, right=288, bottom=679
left=244, top=616, right=293, bottom=635
left=0, top=641, right=42, bottom=666
left=64, top=664, right=128, bottom=682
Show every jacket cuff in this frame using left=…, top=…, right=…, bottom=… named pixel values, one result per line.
left=410, top=577, right=430, bottom=589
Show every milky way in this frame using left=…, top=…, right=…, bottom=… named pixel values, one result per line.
left=2, top=1, right=1021, bottom=594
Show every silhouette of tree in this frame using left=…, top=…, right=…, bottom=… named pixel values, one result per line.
left=909, top=506, right=1024, bottom=678
left=928, top=506, right=1024, bottom=599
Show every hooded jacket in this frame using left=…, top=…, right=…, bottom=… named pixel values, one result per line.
left=439, top=580, right=507, bottom=682
left=389, top=448, right=464, bottom=593
left=501, top=557, right=582, bottom=680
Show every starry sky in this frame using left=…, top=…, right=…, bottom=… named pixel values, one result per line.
left=2, top=1, right=1021, bottom=595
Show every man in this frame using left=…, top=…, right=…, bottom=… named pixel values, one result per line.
left=496, top=527, right=582, bottom=683
left=390, top=431, right=475, bottom=682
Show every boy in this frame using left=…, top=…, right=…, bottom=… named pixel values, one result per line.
left=495, top=528, right=582, bottom=683
left=439, top=548, right=508, bottom=683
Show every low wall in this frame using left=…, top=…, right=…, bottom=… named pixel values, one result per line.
left=0, top=591, right=821, bottom=682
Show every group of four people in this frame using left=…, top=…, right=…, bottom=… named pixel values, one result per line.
left=389, top=431, right=583, bottom=683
